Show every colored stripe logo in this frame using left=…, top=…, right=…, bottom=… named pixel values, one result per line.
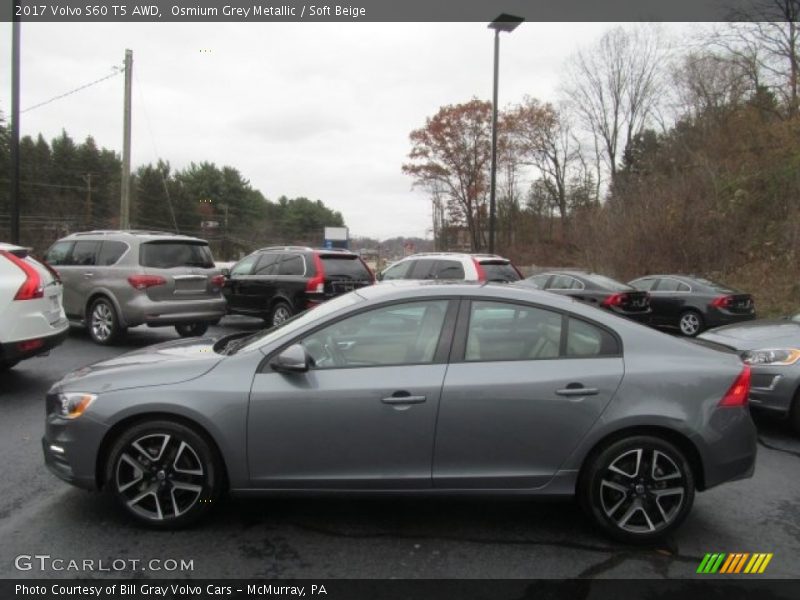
left=697, top=553, right=773, bottom=574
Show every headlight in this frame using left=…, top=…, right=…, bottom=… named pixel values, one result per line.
left=57, top=392, right=97, bottom=419
left=742, top=348, right=800, bottom=366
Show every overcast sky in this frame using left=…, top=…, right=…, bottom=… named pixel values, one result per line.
left=1, top=22, right=688, bottom=240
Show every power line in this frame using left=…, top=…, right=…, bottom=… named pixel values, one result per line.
left=22, top=68, right=123, bottom=114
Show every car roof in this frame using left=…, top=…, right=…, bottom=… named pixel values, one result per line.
left=0, top=242, right=26, bottom=252
left=400, top=252, right=510, bottom=260
left=60, top=230, right=209, bottom=243
left=255, top=246, right=358, bottom=255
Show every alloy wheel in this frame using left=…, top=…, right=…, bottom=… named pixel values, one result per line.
left=91, top=302, right=114, bottom=342
left=272, top=304, right=292, bottom=326
left=115, top=433, right=206, bottom=521
left=679, top=312, right=701, bottom=336
left=598, top=447, right=687, bottom=535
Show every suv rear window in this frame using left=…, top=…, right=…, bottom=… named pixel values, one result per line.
left=321, top=255, right=371, bottom=280
left=140, top=241, right=214, bottom=269
left=480, top=261, right=520, bottom=282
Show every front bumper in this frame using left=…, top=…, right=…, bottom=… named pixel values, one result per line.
left=42, top=408, right=109, bottom=491
left=748, top=367, right=797, bottom=417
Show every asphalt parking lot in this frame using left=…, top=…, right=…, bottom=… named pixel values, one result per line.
left=1, top=318, right=799, bottom=579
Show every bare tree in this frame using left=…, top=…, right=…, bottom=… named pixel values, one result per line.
left=563, top=25, right=668, bottom=182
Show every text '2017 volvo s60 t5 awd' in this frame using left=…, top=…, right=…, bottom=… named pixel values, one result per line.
left=43, top=282, right=756, bottom=543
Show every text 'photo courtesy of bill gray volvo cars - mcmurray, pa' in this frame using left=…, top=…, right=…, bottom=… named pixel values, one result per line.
left=42, top=281, right=757, bottom=544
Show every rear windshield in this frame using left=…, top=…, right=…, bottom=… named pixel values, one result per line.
left=480, top=261, right=520, bottom=282
left=140, top=241, right=214, bottom=269
left=583, top=273, right=632, bottom=291
left=320, top=256, right=371, bottom=279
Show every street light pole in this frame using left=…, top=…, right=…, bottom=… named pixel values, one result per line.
left=487, top=14, right=523, bottom=255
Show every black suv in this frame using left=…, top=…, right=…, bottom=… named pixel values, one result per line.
left=222, top=247, right=374, bottom=326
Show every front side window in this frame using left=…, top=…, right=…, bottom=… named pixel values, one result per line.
left=409, top=259, right=437, bottom=279
left=301, top=300, right=449, bottom=369
left=231, top=254, right=259, bottom=276
left=381, top=260, right=414, bottom=280
left=44, top=241, right=74, bottom=266
left=466, top=301, right=562, bottom=361
left=253, top=253, right=280, bottom=276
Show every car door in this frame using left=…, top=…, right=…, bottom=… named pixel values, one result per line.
left=650, top=278, right=688, bottom=327
left=433, top=299, right=624, bottom=489
left=247, top=298, right=456, bottom=489
left=224, top=254, right=259, bottom=312
left=243, top=252, right=281, bottom=313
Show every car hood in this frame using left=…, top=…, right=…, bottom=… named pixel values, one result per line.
left=55, top=337, right=224, bottom=393
left=699, top=319, right=800, bottom=350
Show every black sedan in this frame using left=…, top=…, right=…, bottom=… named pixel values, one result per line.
left=522, top=271, right=651, bottom=323
left=628, top=275, right=755, bottom=337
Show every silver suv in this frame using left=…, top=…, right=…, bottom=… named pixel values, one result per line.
left=44, top=230, right=226, bottom=344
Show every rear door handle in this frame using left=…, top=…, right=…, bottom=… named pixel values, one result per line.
left=381, top=393, right=427, bottom=405
left=83, top=272, right=94, bottom=278
left=555, top=387, right=599, bottom=397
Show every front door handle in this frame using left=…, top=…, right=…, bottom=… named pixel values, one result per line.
left=381, top=392, right=427, bottom=405
left=83, top=272, right=94, bottom=278
left=555, top=386, right=599, bottom=397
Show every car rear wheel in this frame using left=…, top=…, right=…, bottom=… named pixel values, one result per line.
left=175, top=322, right=209, bottom=337
left=270, top=302, right=293, bottom=327
left=580, top=436, right=695, bottom=544
left=678, top=310, right=703, bottom=337
left=88, top=297, right=124, bottom=345
left=105, top=419, right=223, bottom=528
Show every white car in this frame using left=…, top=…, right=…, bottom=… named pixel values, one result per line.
left=378, top=252, right=522, bottom=283
left=0, top=242, right=69, bottom=371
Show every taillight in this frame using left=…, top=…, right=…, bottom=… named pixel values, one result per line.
left=472, top=258, right=487, bottom=282
left=711, top=295, right=734, bottom=309
left=127, top=275, right=166, bottom=290
left=719, top=366, right=751, bottom=407
left=1, top=250, right=44, bottom=300
left=601, top=292, right=626, bottom=308
left=360, top=258, right=375, bottom=283
left=210, top=274, right=225, bottom=288
left=306, top=254, right=325, bottom=294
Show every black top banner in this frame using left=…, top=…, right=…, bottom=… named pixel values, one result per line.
left=1, top=0, right=784, bottom=23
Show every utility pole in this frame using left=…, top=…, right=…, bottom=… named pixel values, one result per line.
left=10, top=18, right=21, bottom=244
left=120, top=49, right=132, bottom=230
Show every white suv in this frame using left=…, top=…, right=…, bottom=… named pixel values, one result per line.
left=378, top=252, right=521, bottom=283
left=0, top=242, right=69, bottom=371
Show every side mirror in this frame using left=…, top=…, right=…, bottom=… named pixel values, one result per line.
left=221, top=267, right=231, bottom=278
left=270, top=344, right=310, bottom=373
left=376, top=271, right=384, bottom=281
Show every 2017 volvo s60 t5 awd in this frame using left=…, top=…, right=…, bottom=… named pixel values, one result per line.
left=43, top=282, right=756, bottom=543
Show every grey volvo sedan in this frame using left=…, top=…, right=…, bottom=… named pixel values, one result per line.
left=43, top=282, right=756, bottom=543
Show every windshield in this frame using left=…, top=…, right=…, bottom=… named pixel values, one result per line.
left=231, top=292, right=364, bottom=354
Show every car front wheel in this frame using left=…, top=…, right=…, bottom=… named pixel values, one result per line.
left=580, top=436, right=695, bottom=544
left=106, top=420, right=223, bottom=528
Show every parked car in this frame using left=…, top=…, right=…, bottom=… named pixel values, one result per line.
left=43, top=281, right=756, bottom=543
left=699, top=313, right=800, bottom=433
left=0, top=242, right=69, bottom=371
left=43, top=230, right=226, bottom=345
left=379, top=252, right=521, bottom=283
left=628, top=275, right=755, bottom=337
left=222, top=246, right=374, bottom=326
left=522, top=271, right=651, bottom=323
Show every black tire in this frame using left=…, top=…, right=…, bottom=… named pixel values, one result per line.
left=579, top=435, right=695, bottom=544
left=105, top=419, right=224, bottom=529
left=269, top=301, right=293, bottom=327
left=87, top=297, right=124, bottom=345
left=175, top=322, right=209, bottom=337
left=678, top=310, right=704, bottom=337
left=0, top=359, right=20, bottom=372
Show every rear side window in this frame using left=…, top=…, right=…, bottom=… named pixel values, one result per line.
left=434, top=260, right=465, bottom=280
left=630, top=278, right=656, bottom=291
left=525, top=274, right=550, bottom=289
left=481, top=261, right=520, bottom=281
left=253, top=253, right=280, bottom=275
left=583, top=274, right=630, bottom=291
left=655, top=278, right=680, bottom=292
left=320, top=256, right=371, bottom=279
left=278, top=254, right=305, bottom=276
left=97, top=241, right=128, bottom=266
left=566, top=318, right=620, bottom=357
left=140, top=241, right=214, bottom=269
left=71, top=241, right=100, bottom=266
left=45, top=241, right=74, bottom=266
left=550, top=275, right=581, bottom=290
left=466, top=301, right=562, bottom=361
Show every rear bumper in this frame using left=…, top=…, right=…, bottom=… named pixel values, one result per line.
left=698, top=407, right=757, bottom=490
left=119, top=295, right=227, bottom=328
left=1, top=323, right=69, bottom=363
left=705, top=309, right=756, bottom=329
left=612, top=309, right=651, bottom=324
